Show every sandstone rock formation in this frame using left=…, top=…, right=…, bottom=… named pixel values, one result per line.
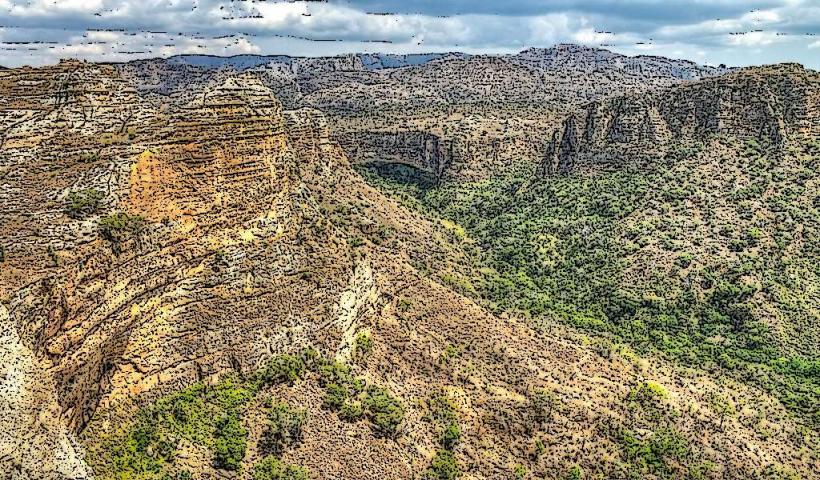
left=541, top=64, right=820, bottom=174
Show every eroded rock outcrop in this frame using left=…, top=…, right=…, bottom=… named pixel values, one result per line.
left=336, top=130, right=453, bottom=179
left=1, top=65, right=356, bottom=439
left=0, top=303, right=92, bottom=480
left=541, top=64, right=819, bottom=174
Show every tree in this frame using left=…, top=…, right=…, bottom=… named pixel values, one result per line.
left=252, top=455, right=308, bottom=480
left=260, top=403, right=306, bottom=456
left=707, top=393, right=736, bottom=429
left=213, top=414, right=247, bottom=470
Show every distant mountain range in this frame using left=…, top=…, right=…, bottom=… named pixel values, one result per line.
left=148, top=44, right=729, bottom=78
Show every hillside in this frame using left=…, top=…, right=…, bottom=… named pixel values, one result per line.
left=0, top=53, right=817, bottom=480
left=360, top=64, right=820, bottom=431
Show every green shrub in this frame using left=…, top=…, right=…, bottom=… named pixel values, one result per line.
left=629, top=382, right=667, bottom=404
left=260, top=403, right=306, bottom=456
left=675, top=252, right=694, bottom=268
left=530, top=388, right=560, bottom=427
left=398, top=298, right=412, bottom=312
left=213, top=414, right=247, bottom=471
left=162, top=472, right=192, bottom=480
left=354, top=331, right=373, bottom=359
left=252, top=455, right=308, bottom=480
left=317, top=359, right=403, bottom=437
left=66, top=189, right=104, bottom=218
left=258, top=354, right=306, bottom=387
left=706, top=392, right=736, bottom=429
left=317, top=360, right=353, bottom=387
left=424, top=449, right=460, bottom=480
left=322, top=382, right=349, bottom=410
left=107, top=412, right=173, bottom=476
left=440, top=343, right=460, bottom=364
left=534, top=438, right=546, bottom=457
left=564, top=465, right=583, bottom=480
left=618, top=426, right=689, bottom=477
left=441, top=422, right=461, bottom=450
left=363, top=386, right=405, bottom=438
left=98, top=212, right=144, bottom=242
left=339, top=401, right=364, bottom=421
left=428, top=394, right=461, bottom=450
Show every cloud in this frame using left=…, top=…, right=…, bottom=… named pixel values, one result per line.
left=726, top=30, right=784, bottom=47
left=0, top=0, right=818, bottom=68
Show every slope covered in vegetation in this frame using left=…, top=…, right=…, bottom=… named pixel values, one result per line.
left=358, top=134, right=820, bottom=428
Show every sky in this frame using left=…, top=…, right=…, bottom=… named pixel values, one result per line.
left=0, top=0, right=818, bottom=68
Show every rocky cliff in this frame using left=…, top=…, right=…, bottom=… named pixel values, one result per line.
left=541, top=64, right=820, bottom=174
left=336, top=130, right=453, bottom=179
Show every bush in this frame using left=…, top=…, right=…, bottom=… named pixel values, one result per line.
left=252, top=455, right=308, bottom=480
left=66, top=189, right=104, bottom=218
left=260, top=403, right=306, bottom=456
left=339, top=401, right=364, bottom=421
left=441, top=422, right=461, bottom=450
left=363, top=386, right=405, bottom=438
left=618, top=426, right=689, bottom=477
left=318, top=361, right=404, bottom=437
left=354, top=331, right=373, bottom=359
left=428, top=394, right=460, bottom=450
left=424, top=449, right=460, bottom=480
left=162, top=473, right=192, bottom=480
left=530, top=388, right=560, bottom=427
left=98, top=212, right=144, bottom=242
left=213, top=414, right=247, bottom=471
left=323, top=382, right=349, bottom=410
left=564, top=465, right=584, bottom=480
left=317, top=360, right=353, bottom=387
left=629, top=381, right=667, bottom=404
left=258, top=354, right=306, bottom=387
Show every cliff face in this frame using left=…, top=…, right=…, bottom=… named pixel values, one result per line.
left=541, top=64, right=820, bottom=174
left=2, top=65, right=347, bottom=435
left=1, top=63, right=366, bottom=477
left=512, top=44, right=729, bottom=81
left=336, top=130, right=453, bottom=178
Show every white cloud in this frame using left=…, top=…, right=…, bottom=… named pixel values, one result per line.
left=0, top=0, right=106, bottom=16
left=726, top=30, right=783, bottom=47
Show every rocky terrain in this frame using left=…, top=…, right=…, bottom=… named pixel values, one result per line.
left=115, top=44, right=730, bottom=182
left=541, top=64, right=819, bottom=174
left=0, top=47, right=817, bottom=480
